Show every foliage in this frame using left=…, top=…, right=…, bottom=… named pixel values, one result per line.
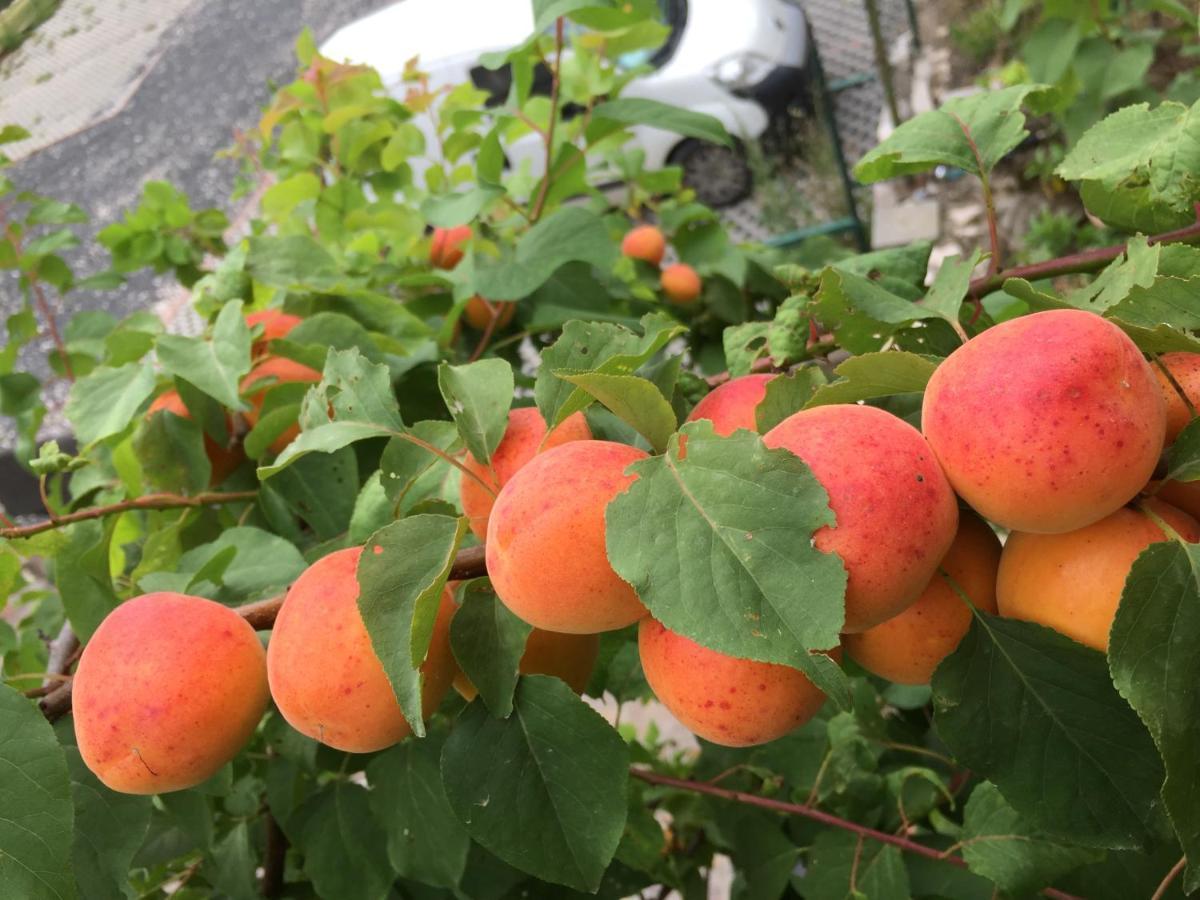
left=1, top=4, right=1200, bottom=898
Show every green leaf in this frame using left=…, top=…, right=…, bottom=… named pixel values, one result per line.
left=1165, top=420, right=1200, bottom=483
left=441, top=676, right=629, bottom=892
left=0, top=685, right=75, bottom=900
left=605, top=421, right=850, bottom=706
left=559, top=373, right=676, bottom=453
left=65, top=362, right=156, bottom=445
left=533, top=0, right=617, bottom=31
left=801, top=829, right=910, bottom=900
left=854, top=85, right=1054, bottom=182
left=590, top=98, right=731, bottom=147
left=155, top=301, right=252, bottom=411
left=0, top=125, right=31, bottom=144
left=806, top=352, right=938, bottom=409
left=717, top=806, right=799, bottom=900
left=246, top=235, right=342, bottom=291
left=754, top=368, right=825, bottom=433
left=295, top=782, right=394, bottom=900
left=260, top=172, right=320, bottom=217
left=1080, top=178, right=1194, bottom=233
left=1106, top=276, right=1200, bottom=335
left=961, top=782, right=1103, bottom=894
left=367, top=726, right=471, bottom=888
left=260, top=446, right=359, bottom=541
left=1109, top=540, right=1200, bottom=892
left=421, top=185, right=503, bottom=227
left=437, top=359, right=514, bottom=465
left=357, top=515, right=467, bottom=737
left=138, top=527, right=306, bottom=603
left=535, top=313, right=685, bottom=429
left=134, top=410, right=211, bottom=492
left=205, top=822, right=257, bottom=900
left=922, top=250, right=983, bottom=325
left=55, top=521, right=118, bottom=642
left=450, top=583, right=533, bottom=718
left=473, top=207, right=617, bottom=301
left=814, top=268, right=939, bottom=355
left=932, top=612, right=1164, bottom=849
left=380, top=421, right=463, bottom=503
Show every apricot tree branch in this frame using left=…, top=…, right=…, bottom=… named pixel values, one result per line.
left=0, top=491, right=260, bottom=540
left=1150, top=856, right=1186, bottom=900
left=529, top=17, right=565, bottom=223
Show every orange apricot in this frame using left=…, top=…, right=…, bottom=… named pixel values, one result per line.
left=429, top=225, right=472, bottom=270
left=1156, top=478, right=1200, bottom=520
left=922, top=309, right=1166, bottom=534
left=459, top=406, right=592, bottom=540
left=267, top=547, right=457, bottom=753
left=1153, top=351, right=1200, bottom=444
left=764, top=404, right=959, bottom=633
left=843, top=511, right=1000, bottom=685
left=147, top=390, right=243, bottom=483
left=686, top=373, right=776, bottom=436
left=72, top=593, right=269, bottom=794
left=453, top=628, right=599, bottom=700
left=245, top=309, right=302, bottom=356
left=621, top=224, right=666, bottom=266
left=660, top=263, right=701, bottom=305
left=486, top=440, right=649, bottom=633
left=463, top=295, right=517, bottom=331
left=997, top=498, right=1200, bottom=652
left=240, top=356, right=323, bottom=455
left=639, top=617, right=833, bottom=747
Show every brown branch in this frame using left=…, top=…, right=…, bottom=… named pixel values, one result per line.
left=468, top=301, right=502, bottom=363
left=528, top=17, right=565, bottom=223
left=32, top=281, right=74, bottom=382
left=630, top=768, right=1086, bottom=900
left=1151, top=856, right=1186, bottom=900
left=0, top=491, right=259, bottom=540
left=261, top=809, right=288, bottom=897
left=948, top=112, right=1001, bottom=278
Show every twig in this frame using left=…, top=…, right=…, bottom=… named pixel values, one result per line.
left=528, top=17, right=565, bottom=223
left=1150, top=856, right=1186, bottom=900
left=1, top=491, right=259, bottom=540
left=394, top=433, right=496, bottom=498
left=948, top=112, right=1001, bottom=278
left=262, top=809, right=288, bottom=897
left=32, top=281, right=74, bottom=382
left=468, top=301, right=503, bottom=363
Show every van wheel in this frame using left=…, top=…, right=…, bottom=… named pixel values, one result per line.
left=671, top=140, right=753, bottom=208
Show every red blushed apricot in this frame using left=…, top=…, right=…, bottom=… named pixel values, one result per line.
left=686, top=374, right=776, bottom=436
left=621, top=225, right=666, bottom=266
left=639, top=618, right=834, bottom=747
left=240, top=356, right=323, bottom=455
left=73, top=593, right=269, bottom=794
left=460, top=407, right=592, bottom=540
left=453, top=628, right=599, bottom=700
left=267, top=547, right=457, bottom=753
left=147, top=390, right=243, bottom=483
left=660, top=263, right=701, bottom=305
left=1156, top=478, right=1200, bottom=520
left=245, top=309, right=302, bottom=356
left=486, top=440, right=649, bottom=633
left=463, top=296, right=516, bottom=331
left=843, top=511, right=1000, bottom=685
left=764, top=404, right=959, bottom=633
left=1153, top=352, right=1200, bottom=444
left=429, top=225, right=472, bottom=270
left=997, top=497, right=1200, bottom=652
left=922, top=309, right=1166, bottom=534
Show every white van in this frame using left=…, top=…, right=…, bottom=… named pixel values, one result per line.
left=321, top=0, right=816, bottom=207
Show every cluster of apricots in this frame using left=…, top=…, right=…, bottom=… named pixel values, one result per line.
left=621, top=223, right=702, bottom=306
left=428, top=225, right=517, bottom=331
left=72, top=308, right=1200, bottom=792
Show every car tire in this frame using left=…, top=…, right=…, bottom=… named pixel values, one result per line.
left=671, top=139, right=753, bottom=208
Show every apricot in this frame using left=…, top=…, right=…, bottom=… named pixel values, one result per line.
left=240, top=356, right=323, bottom=454
left=843, top=511, right=1000, bottom=685
left=621, top=224, right=666, bottom=266
left=429, top=225, right=472, bottom=270
left=1153, top=351, right=1200, bottom=444
left=463, top=295, right=516, bottom=331
left=487, top=440, right=649, bottom=633
left=245, top=308, right=302, bottom=356
left=1156, top=478, right=1200, bottom=520
left=460, top=406, right=592, bottom=540
left=686, top=373, right=776, bottom=436
left=72, top=593, right=268, bottom=794
left=147, top=390, right=242, bottom=483
left=639, top=617, right=833, bottom=747
left=267, top=547, right=457, bottom=753
left=922, top=309, right=1166, bottom=534
left=453, top=628, right=599, bottom=700
left=997, top=498, right=1200, bottom=652
left=764, top=404, right=959, bottom=633
left=660, top=263, right=701, bottom=305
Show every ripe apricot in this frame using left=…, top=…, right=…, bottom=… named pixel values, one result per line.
left=429, top=225, right=472, bottom=270
left=764, top=404, right=959, bottom=633
left=922, top=309, right=1166, bottom=534
left=453, top=628, right=599, bottom=700
left=843, top=511, right=1000, bottom=685
left=1156, top=478, right=1200, bottom=520
left=463, top=295, right=516, bottom=331
left=73, top=593, right=268, bottom=794
left=459, top=406, right=592, bottom=540
left=621, top=224, right=666, bottom=266
left=147, top=390, right=243, bottom=483
left=245, top=309, right=302, bottom=356
left=686, top=373, right=776, bottom=436
left=1153, top=351, right=1200, bottom=444
left=240, top=356, right=323, bottom=454
left=487, top=440, right=649, bottom=633
left=997, top=498, right=1200, bottom=652
left=267, top=547, right=456, bottom=753
left=660, top=263, right=701, bottom=305
left=639, top=617, right=833, bottom=747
